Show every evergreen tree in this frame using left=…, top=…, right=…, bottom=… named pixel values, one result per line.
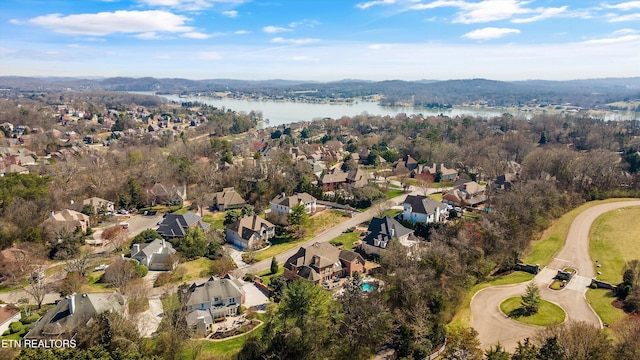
left=270, top=256, right=278, bottom=274
left=521, top=282, right=541, bottom=315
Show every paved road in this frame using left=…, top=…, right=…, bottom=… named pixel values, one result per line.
left=471, top=200, right=640, bottom=351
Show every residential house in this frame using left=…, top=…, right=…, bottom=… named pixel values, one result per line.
left=41, top=209, right=90, bottom=234
left=493, top=173, right=518, bottom=192
left=317, top=168, right=369, bottom=192
left=392, top=154, right=419, bottom=173
left=402, top=195, right=448, bottom=223
left=130, top=239, right=178, bottom=271
left=0, top=304, right=21, bottom=336
left=226, top=215, right=275, bottom=250
left=269, top=192, right=317, bottom=224
left=145, top=183, right=187, bottom=206
left=213, top=187, right=246, bottom=211
left=25, top=293, right=126, bottom=339
left=0, top=164, right=29, bottom=176
left=413, top=163, right=458, bottom=182
left=185, top=274, right=245, bottom=335
left=283, top=242, right=365, bottom=283
left=82, top=197, right=115, bottom=215
left=442, top=180, right=487, bottom=207
left=360, top=216, right=417, bottom=256
left=157, top=211, right=210, bottom=238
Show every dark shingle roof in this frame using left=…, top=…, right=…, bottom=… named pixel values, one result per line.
left=404, top=195, right=448, bottom=215
left=363, top=216, right=413, bottom=247
left=157, top=211, right=207, bottom=238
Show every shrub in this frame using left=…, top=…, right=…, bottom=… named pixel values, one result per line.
left=154, top=272, right=172, bottom=287
left=9, top=321, right=23, bottom=334
left=101, top=226, right=123, bottom=240
left=2, top=330, right=9, bottom=336
left=135, top=264, right=149, bottom=278
left=21, top=314, right=40, bottom=324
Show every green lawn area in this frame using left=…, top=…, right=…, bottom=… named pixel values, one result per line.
left=381, top=209, right=402, bottom=219
left=257, top=265, right=284, bottom=285
left=84, top=271, right=111, bottom=292
left=329, top=231, right=361, bottom=251
left=253, top=210, right=350, bottom=262
left=589, top=206, right=640, bottom=284
left=523, top=199, right=638, bottom=267
left=449, top=271, right=534, bottom=328
left=176, top=257, right=213, bottom=281
left=430, top=193, right=443, bottom=201
left=171, top=207, right=189, bottom=215
left=500, top=297, right=566, bottom=326
left=586, top=289, right=626, bottom=327
left=202, top=212, right=225, bottom=230
left=181, top=313, right=267, bottom=360
left=384, top=189, right=404, bottom=200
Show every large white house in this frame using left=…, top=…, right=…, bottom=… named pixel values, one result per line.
left=269, top=192, right=317, bottom=224
left=185, top=275, right=245, bottom=336
left=402, top=195, right=448, bottom=223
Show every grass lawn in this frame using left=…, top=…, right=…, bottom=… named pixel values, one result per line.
left=382, top=209, right=402, bottom=219
left=202, top=212, right=225, bottom=229
left=549, top=280, right=564, bottom=290
left=329, top=231, right=361, bottom=251
left=257, top=265, right=284, bottom=285
left=523, top=199, right=638, bottom=267
left=586, top=289, right=626, bottom=327
left=171, top=207, right=189, bottom=215
left=449, top=271, right=534, bottom=328
left=430, top=193, right=443, bottom=201
left=384, top=189, right=404, bottom=200
left=253, top=210, right=350, bottom=262
left=84, top=271, right=111, bottom=292
left=589, top=206, right=640, bottom=284
left=176, top=257, right=214, bottom=281
left=500, top=297, right=566, bottom=326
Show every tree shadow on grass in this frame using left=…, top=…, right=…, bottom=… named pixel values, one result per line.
left=508, top=307, right=537, bottom=318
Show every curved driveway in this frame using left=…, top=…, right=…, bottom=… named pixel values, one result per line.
left=471, top=200, right=640, bottom=351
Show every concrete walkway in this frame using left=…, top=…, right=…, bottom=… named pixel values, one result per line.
left=471, top=200, right=640, bottom=351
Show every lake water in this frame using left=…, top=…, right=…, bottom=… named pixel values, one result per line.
left=141, top=93, right=637, bottom=128
left=152, top=94, right=508, bottom=128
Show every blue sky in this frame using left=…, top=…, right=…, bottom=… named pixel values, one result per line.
left=0, top=0, right=639, bottom=81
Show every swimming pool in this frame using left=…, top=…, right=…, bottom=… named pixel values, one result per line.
left=361, top=281, right=379, bottom=292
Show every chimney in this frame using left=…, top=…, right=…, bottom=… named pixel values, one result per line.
left=281, top=192, right=285, bottom=198
left=49, top=211, right=54, bottom=218
left=132, top=244, right=140, bottom=255
left=68, top=294, right=76, bottom=315
left=162, top=238, right=166, bottom=248
left=390, top=227, right=395, bottom=238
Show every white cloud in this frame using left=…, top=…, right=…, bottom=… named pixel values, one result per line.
left=271, top=37, right=320, bottom=45
left=463, top=27, right=520, bottom=40
left=368, top=43, right=391, bottom=49
left=27, top=10, right=193, bottom=36
left=402, top=0, right=566, bottom=24
left=289, top=19, right=320, bottom=28
left=135, top=32, right=166, bottom=40
left=67, top=44, right=87, bottom=48
left=222, top=10, right=238, bottom=18
left=138, top=0, right=247, bottom=11
left=581, top=34, right=640, bottom=44
left=182, top=31, right=211, bottom=39
left=608, top=13, right=640, bottom=21
left=356, top=0, right=397, bottom=10
left=234, top=30, right=250, bottom=35
left=262, top=26, right=291, bottom=33
left=512, top=6, right=567, bottom=23
left=196, top=51, right=222, bottom=60
left=613, top=28, right=637, bottom=34
left=603, top=1, right=640, bottom=11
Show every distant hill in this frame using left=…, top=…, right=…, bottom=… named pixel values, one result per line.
left=1, top=76, right=639, bottom=109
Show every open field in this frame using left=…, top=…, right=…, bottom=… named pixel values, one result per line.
left=329, top=231, right=361, bottom=251
left=500, top=297, right=566, bottom=326
left=523, top=199, right=638, bottom=267
left=257, top=265, right=284, bottom=285
left=176, top=257, right=213, bottom=281
left=202, top=212, right=225, bottom=229
left=589, top=206, right=640, bottom=284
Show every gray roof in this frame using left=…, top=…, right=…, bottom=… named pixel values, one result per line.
left=404, top=195, right=448, bottom=215
left=132, top=239, right=176, bottom=265
left=25, top=293, right=125, bottom=339
left=227, top=215, right=274, bottom=241
left=157, top=212, right=209, bottom=238
left=271, top=192, right=316, bottom=208
left=363, top=216, right=414, bottom=247
left=284, top=242, right=362, bottom=278
left=186, top=275, right=245, bottom=308
left=185, top=309, right=213, bottom=328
